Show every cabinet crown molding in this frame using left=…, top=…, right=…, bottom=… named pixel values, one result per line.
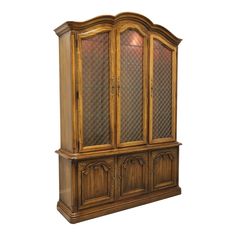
left=54, top=12, right=182, bottom=46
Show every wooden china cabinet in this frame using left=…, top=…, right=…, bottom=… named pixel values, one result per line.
left=54, top=12, right=182, bottom=223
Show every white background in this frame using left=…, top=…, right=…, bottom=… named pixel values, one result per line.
left=0, top=0, right=236, bottom=235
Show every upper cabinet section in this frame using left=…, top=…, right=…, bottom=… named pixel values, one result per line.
left=55, top=13, right=181, bottom=154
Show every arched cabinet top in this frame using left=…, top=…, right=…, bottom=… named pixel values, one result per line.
left=54, top=12, right=182, bottom=46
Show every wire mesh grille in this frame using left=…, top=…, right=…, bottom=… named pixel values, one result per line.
left=81, top=32, right=111, bottom=147
left=120, top=29, right=144, bottom=143
left=153, top=39, right=172, bottom=139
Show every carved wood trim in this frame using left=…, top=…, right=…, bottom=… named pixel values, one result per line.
left=122, top=156, right=145, bottom=169
left=81, top=161, right=111, bottom=175
left=153, top=152, right=174, bottom=161
left=56, top=141, right=181, bottom=160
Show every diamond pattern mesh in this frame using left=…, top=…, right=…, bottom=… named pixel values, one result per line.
left=153, top=39, right=172, bottom=139
left=120, top=30, right=144, bottom=143
left=81, top=32, right=111, bottom=146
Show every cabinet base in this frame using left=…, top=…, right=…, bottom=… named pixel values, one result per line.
left=57, top=186, right=181, bottom=223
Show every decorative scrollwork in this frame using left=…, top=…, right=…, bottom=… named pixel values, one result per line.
left=82, top=161, right=111, bottom=175
left=153, top=152, right=174, bottom=161
left=122, top=156, right=145, bottom=169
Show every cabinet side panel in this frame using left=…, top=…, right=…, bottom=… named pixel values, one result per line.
left=59, top=32, right=74, bottom=152
left=59, top=156, right=72, bottom=209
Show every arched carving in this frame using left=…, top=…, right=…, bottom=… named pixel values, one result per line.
left=151, top=150, right=177, bottom=190
left=122, top=156, right=145, bottom=169
left=153, top=152, right=174, bottom=161
left=82, top=161, right=111, bottom=175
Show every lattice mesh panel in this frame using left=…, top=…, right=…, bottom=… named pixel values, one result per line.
left=81, top=32, right=111, bottom=146
left=120, top=30, right=144, bottom=143
left=153, top=39, right=172, bottom=139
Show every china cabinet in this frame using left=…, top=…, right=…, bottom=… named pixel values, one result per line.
left=54, top=12, right=182, bottom=223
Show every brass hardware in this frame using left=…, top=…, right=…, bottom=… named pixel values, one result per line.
left=117, top=85, right=120, bottom=96
left=151, top=85, right=153, bottom=97
left=117, top=79, right=120, bottom=96
left=150, top=80, right=153, bottom=97
left=111, top=77, right=115, bottom=95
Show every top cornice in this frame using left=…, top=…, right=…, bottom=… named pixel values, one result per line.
left=54, top=12, right=182, bottom=45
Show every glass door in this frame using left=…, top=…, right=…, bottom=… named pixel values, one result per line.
left=116, top=24, right=148, bottom=147
left=149, top=34, right=177, bottom=143
left=77, top=27, right=115, bottom=151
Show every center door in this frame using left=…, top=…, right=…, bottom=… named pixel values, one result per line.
left=116, top=23, right=148, bottom=148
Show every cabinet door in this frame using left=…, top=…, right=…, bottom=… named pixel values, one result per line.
left=149, top=35, right=177, bottom=143
left=150, top=148, right=178, bottom=191
left=116, top=24, right=148, bottom=147
left=117, top=153, right=148, bottom=199
left=78, top=158, right=115, bottom=208
left=78, top=28, right=115, bottom=152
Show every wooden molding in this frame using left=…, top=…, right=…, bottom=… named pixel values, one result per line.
left=56, top=141, right=181, bottom=160
left=54, top=12, right=182, bottom=46
left=57, top=186, right=181, bottom=223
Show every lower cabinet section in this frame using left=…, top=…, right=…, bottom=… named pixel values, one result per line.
left=58, top=146, right=180, bottom=223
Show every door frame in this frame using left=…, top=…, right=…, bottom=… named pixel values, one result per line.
left=149, top=34, right=177, bottom=144
left=77, top=26, right=116, bottom=152
left=116, top=22, right=148, bottom=148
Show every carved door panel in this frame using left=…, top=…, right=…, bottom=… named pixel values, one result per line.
left=149, top=34, right=177, bottom=144
left=77, top=27, right=115, bottom=152
left=78, top=158, right=115, bottom=208
left=151, top=148, right=178, bottom=191
left=117, top=153, right=148, bottom=199
left=116, top=23, right=148, bottom=148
